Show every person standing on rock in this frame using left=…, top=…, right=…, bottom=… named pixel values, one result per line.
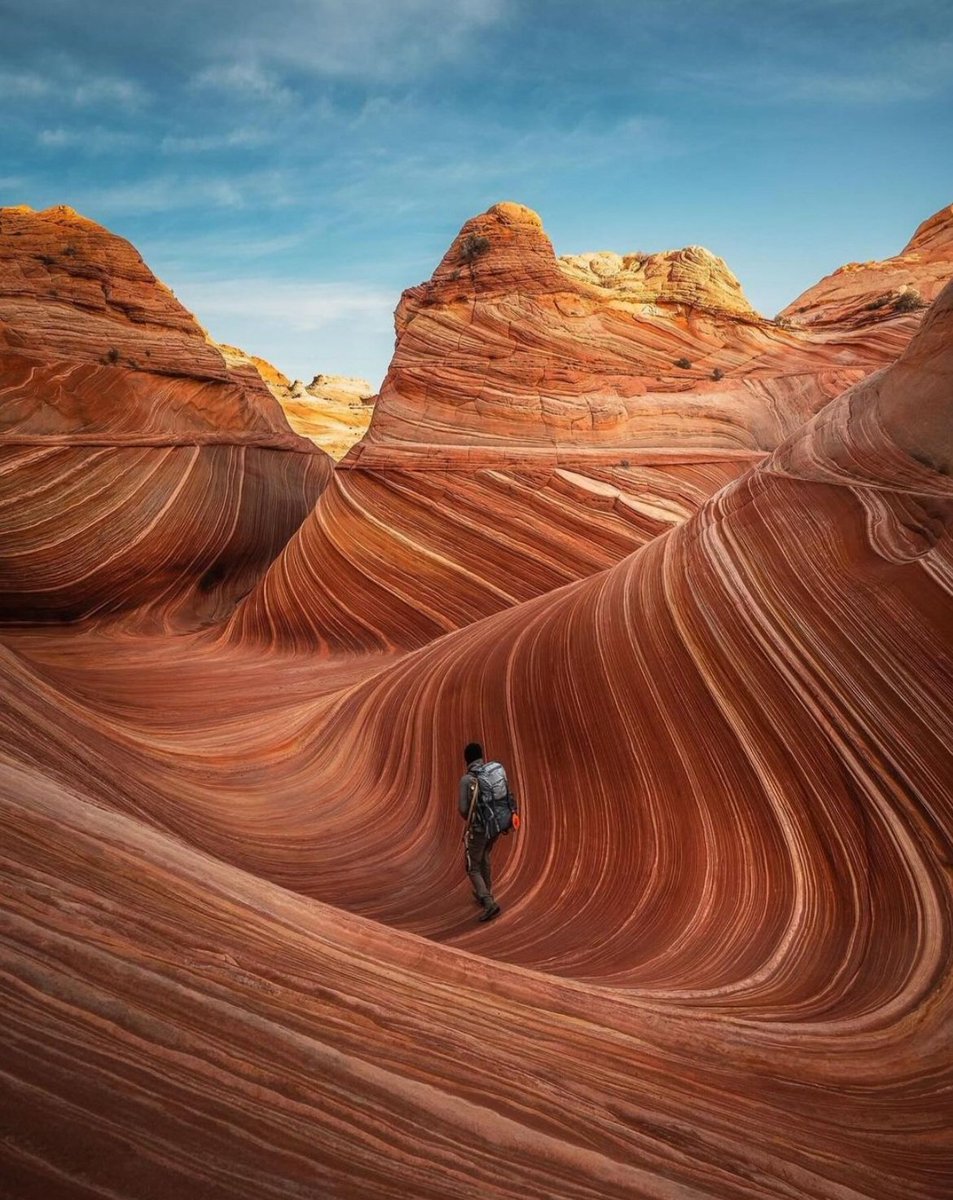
left=459, top=742, right=519, bottom=923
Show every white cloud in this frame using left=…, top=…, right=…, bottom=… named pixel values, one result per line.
left=0, top=69, right=50, bottom=99
left=73, top=76, right=147, bottom=108
left=160, top=127, right=274, bottom=153
left=71, top=169, right=301, bottom=215
left=0, top=67, right=147, bottom=108
left=193, top=61, right=294, bottom=104
left=169, top=277, right=397, bottom=385
left=676, top=32, right=953, bottom=107
left=176, top=278, right=394, bottom=332
left=39, top=126, right=142, bottom=152
left=193, top=0, right=507, bottom=88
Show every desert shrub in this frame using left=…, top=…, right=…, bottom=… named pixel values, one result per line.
left=711, top=367, right=724, bottom=381
left=459, top=233, right=490, bottom=263
left=674, top=357, right=692, bottom=369
left=104, top=347, right=120, bottom=365
left=63, top=244, right=78, bottom=257
left=895, top=289, right=925, bottom=312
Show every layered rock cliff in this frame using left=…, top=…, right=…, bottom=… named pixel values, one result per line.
left=0, top=206, right=331, bottom=625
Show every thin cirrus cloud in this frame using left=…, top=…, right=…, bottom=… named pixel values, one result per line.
left=68, top=170, right=301, bottom=216
left=191, top=61, right=294, bottom=105
left=177, top=279, right=394, bottom=330
left=160, top=128, right=275, bottom=154
left=0, top=68, right=147, bottom=108
left=203, top=0, right=508, bottom=83
left=38, top=126, right=142, bottom=152
left=173, top=277, right=398, bottom=383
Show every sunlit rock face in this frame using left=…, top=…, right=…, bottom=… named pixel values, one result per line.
left=780, top=202, right=953, bottom=328
left=558, top=242, right=758, bottom=316
left=218, top=341, right=376, bottom=460
left=1, top=283, right=950, bottom=1200
left=280, top=374, right=376, bottom=459
left=0, top=206, right=331, bottom=625
left=229, top=201, right=944, bottom=652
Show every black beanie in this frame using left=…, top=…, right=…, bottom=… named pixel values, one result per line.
left=464, top=742, right=483, bottom=766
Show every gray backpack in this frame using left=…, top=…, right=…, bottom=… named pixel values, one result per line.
left=470, top=761, right=513, bottom=837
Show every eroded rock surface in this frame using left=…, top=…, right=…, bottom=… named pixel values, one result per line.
left=231, top=201, right=943, bottom=652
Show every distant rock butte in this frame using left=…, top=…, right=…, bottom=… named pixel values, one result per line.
left=780, top=202, right=953, bottom=328
left=0, top=205, right=330, bottom=625
left=218, top=342, right=375, bottom=460
left=0, top=205, right=311, bottom=444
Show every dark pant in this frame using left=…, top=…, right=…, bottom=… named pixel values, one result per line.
left=465, top=826, right=497, bottom=901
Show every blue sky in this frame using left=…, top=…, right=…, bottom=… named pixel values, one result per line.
left=2, top=0, right=951, bottom=387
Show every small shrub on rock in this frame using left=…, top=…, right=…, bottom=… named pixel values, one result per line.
left=711, top=367, right=724, bottom=381
left=895, top=289, right=925, bottom=313
left=459, top=233, right=490, bottom=263
left=674, top=357, right=692, bottom=369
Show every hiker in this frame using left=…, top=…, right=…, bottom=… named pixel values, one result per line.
left=459, top=742, right=519, bottom=923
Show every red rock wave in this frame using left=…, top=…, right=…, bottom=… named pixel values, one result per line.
left=0, top=205, right=331, bottom=625
left=0, top=212, right=951, bottom=1199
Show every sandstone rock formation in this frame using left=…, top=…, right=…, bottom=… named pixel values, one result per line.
left=230, top=200, right=940, bottom=652
left=0, top=206, right=331, bottom=625
left=218, top=342, right=376, bottom=459
left=363, top=200, right=908, bottom=455
left=780, top=202, right=953, bottom=327
left=1, top=279, right=951, bottom=1200
left=559, top=242, right=757, bottom=316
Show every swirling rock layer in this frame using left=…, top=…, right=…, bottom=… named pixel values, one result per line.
left=1, top=207, right=952, bottom=1199
left=0, top=206, right=331, bottom=624
left=2, top=282, right=952, bottom=1200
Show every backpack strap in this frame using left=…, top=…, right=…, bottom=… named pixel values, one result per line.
left=465, top=773, right=479, bottom=828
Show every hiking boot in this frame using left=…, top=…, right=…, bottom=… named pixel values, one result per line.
left=478, top=897, right=501, bottom=923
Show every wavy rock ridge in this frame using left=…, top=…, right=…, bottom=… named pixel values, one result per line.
left=0, top=205, right=952, bottom=1199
